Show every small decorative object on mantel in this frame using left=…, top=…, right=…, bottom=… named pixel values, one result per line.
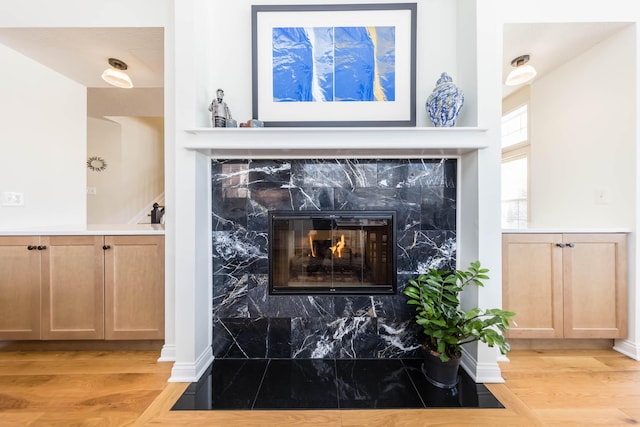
left=208, top=88, right=233, bottom=127
left=239, top=119, right=264, bottom=128
left=426, top=72, right=464, bottom=127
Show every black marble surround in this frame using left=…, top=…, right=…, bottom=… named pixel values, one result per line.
left=212, top=159, right=457, bottom=360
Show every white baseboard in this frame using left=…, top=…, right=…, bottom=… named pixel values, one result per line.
left=157, top=344, right=176, bottom=362
left=168, top=347, right=214, bottom=382
left=461, top=347, right=505, bottom=383
left=613, top=339, right=640, bottom=360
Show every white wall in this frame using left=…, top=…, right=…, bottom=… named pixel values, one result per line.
left=193, top=0, right=460, bottom=128
left=87, top=117, right=122, bottom=223
left=0, top=44, right=86, bottom=229
left=118, top=116, right=165, bottom=222
left=529, top=26, right=636, bottom=228
left=87, top=116, right=164, bottom=224
left=88, top=88, right=164, bottom=117
left=0, top=0, right=172, bottom=27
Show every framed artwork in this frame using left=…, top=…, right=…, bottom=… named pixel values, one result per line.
left=251, top=3, right=417, bottom=127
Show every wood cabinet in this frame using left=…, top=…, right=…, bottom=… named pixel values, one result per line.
left=502, top=233, right=627, bottom=339
left=0, top=234, right=164, bottom=341
left=41, top=236, right=104, bottom=340
left=0, top=236, right=41, bottom=339
left=104, top=235, right=164, bottom=340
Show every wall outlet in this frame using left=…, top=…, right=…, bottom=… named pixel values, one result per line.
left=2, top=192, right=24, bottom=206
left=87, top=187, right=97, bottom=195
left=595, top=186, right=610, bottom=205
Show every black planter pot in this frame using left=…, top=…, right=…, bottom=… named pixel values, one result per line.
left=421, top=348, right=461, bottom=389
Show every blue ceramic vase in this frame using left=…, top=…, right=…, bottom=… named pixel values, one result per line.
left=426, top=72, right=464, bottom=127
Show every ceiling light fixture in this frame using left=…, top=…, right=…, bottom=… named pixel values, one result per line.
left=101, top=58, right=133, bottom=88
left=505, top=54, right=537, bottom=86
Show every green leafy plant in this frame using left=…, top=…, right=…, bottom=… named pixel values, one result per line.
left=403, top=261, right=515, bottom=362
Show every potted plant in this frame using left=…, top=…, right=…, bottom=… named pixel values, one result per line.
left=403, top=261, right=515, bottom=388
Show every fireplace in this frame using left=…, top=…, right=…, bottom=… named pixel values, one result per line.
left=211, top=158, right=457, bottom=360
left=269, top=211, right=396, bottom=295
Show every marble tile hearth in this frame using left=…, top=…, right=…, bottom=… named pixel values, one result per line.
left=171, top=358, right=504, bottom=410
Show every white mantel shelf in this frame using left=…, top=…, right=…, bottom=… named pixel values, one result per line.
left=183, top=126, right=489, bottom=158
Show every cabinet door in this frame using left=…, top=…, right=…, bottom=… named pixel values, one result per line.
left=41, top=236, right=104, bottom=340
left=563, top=234, right=627, bottom=338
left=0, top=236, right=41, bottom=339
left=104, top=235, right=164, bottom=340
left=502, top=233, right=564, bottom=338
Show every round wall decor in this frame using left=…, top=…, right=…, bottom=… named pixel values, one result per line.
left=87, top=156, right=108, bottom=172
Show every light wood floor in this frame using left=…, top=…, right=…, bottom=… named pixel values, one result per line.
left=0, top=349, right=638, bottom=426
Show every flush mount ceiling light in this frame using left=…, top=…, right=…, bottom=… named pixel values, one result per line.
left=101, top=58, right=133, bottom=88
left=505, top=54, right=537, bottom=86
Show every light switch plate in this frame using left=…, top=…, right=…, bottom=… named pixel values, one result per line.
left=2, top=192, right=24, bottom=206
left=595, top=186, right=610, bottom=205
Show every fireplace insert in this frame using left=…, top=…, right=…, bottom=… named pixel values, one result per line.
left=269, top=211, right=396, bottom=295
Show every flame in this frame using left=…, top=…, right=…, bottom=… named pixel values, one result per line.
left=330, top=234, right=345, bottom=258
left=309, top=230, right=317, bottom=257
left=308, top=231, right=345, bottom=258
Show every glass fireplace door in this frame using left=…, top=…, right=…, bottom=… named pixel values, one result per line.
left=269, top=211, right=396, bottom=295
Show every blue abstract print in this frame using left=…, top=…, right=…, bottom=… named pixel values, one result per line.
left=272, top=26, right=395, bottom=103
left=272, top=28, right=314, bottom=102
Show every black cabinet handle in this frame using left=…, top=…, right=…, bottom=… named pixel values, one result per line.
left=103, top=245, right=111, bottom=250
left=37, top=245, right=47, bottom=250
left=557, top=243, right=575, bottom=248
left=27, top=245, right=37, bottom=250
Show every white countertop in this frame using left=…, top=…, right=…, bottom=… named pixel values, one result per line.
left=0, top=224, right=165, bottom=236
left=503, top=228, right=632, bottom=234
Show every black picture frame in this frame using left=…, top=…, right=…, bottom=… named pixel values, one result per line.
left=252, top=3, right=417, bottom=127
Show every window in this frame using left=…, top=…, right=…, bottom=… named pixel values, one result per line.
left=502, top=154, right=528, bottom=228
left=501, top=104, right=529, bottom=229
left=501, top=105, right=528, bottom=148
